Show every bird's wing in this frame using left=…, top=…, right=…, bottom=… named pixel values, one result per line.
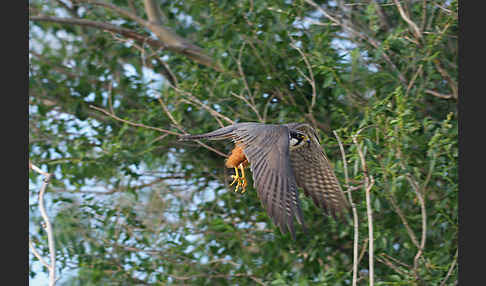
left=231, top=124, right=305, bottom=239
left=178, top=123, right=263, bottom=141
left=289, top=127, right=349, bottom=219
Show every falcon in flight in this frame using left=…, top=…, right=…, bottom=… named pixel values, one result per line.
left=180, top=122, right=349, bottom=239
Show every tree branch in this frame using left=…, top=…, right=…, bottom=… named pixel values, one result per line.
left=393, top=0, right=422, bottom=41
left=76, top=0, right=223, bottom=71
left=406, top=174, right=427, bottom=281
left=352, top=133, right=375, bottom=286
left=290, top=38, right=317, bottom=115
left=29, top=238, right=51, bottom=271
left=30, top=15, right=167, bottom=49
left=157, top=96, right=229, bottom=158
left=334, top=131, right=359, bottom=286
left=30, top=162, right=56, bottom=286
left=89, top=104, right=182, bottom=136
left=143, top=0, right=166, bottom=25
left=439, top=249, right=458, bottom=286
left=303, top=0, right=408, bottom=86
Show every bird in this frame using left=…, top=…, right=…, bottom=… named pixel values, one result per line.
left=179, top=122, right=349, bottom=239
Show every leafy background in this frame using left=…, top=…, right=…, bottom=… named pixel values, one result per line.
left=29, top=0, right=457, bottom=285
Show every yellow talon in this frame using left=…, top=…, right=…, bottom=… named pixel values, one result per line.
left=229, top=164, right=247, bottom=193
left=240, top=164, right=247, bottom=193
left=230, top=167, right=240, bottom=186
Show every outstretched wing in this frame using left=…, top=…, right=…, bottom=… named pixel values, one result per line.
left=289, top=125, right=349, bottom=219
left=231, top=124, right=305, bottom=239
left=180, top=123, right=305, bottom=238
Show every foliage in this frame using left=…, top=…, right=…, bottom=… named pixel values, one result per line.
left=29, top=0, right=458, bottom=285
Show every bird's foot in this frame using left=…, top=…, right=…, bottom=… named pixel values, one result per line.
left=230, top=165, right=247, bottom=193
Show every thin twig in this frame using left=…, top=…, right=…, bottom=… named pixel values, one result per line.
left=30, top=163, right=56, bottom=286
left=406, top=65, right=423, bottom=95
left=233, top=43, right=263, bottom=122
left=30, top=15, right=168, bottom=49
left=439, top=249, right=458, bottom=286
left=433, top=59, right=457, bottom=99
left=303, top=0, right=408, bottom=86
left=380, top=252, right=412, bottom=270
left=88, top=105, right=182, bottom=136
left=372, top=0, right=391, bottom=31
left=421, top=0, right=428, bottom=32
left=78, top=0, right=221, bottom=71
left=393, top=0, right=422, bottom=40
left=157, top=96, right=229, bottom=158
left=406, top=175, right=427, bottom=279
left=334, top=131, right=359, bottom=286
left=231, top=92, right=263, bottom=123
left=425, top=89, right=453, bottom=100
left=169, top=86, right=234, bottom=125
left=387, top=193, right=420, bottom=248
left=352, top=133, right=375, bottom=286
left=290, top=39, right=316, bottom=114
left=90, top=103, right=226, bottom=157
left=29, top=239, right=50, bottom=270
left=376, top=256, right=408, bottom=277
left=357, top=237, right=369, bottom=266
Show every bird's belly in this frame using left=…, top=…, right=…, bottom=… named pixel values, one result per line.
left=225, top=145, right=249, bottom=168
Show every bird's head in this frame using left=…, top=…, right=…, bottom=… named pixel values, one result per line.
left=289, top=131, right=310, bottom=149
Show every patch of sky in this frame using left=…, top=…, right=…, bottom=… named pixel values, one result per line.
left=331, top=36, right=356, bottom=63
left=110, top=19, right=127, bottom=26
left=212, top=103, right=222, bottom=112
left=292, top=17, right=312, bottom=30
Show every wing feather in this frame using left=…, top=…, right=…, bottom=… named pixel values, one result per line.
left=181, top=123, right=308, bottom=238
left=232, top=124, right=305, bottom=239
left=289, top=125, right=349, bottom=219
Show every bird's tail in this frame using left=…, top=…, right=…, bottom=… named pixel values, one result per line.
left=178, top=124, right=237, bottom=141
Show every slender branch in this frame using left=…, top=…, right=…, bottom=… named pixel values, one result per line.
left=290, top=39, right=316, bottom=114
left=380, top=252, right=412, bottom=270
left=393, top=0, right=422, bottom=40
left=77, top=0, right=222, bottom=71
left=89, top=105, right=182, bottom=136
left=157, top=96, right=229, bottom=158
left=406, top=175, right=427, bottom=279
left=406, top=65, right=423, bottom=95
left=439, top=249, right=458, bottom=286
left=30, top=163, right=56, bottom=286
left=169, top=272, right=265, bottom=284
left=92, top=94, right=227, bottom=158
left=387, top=193, right=420, bottom=248
left=30, top=15, right=168, bottom=49
left=234, top=43, right=264, bottom=122
left=334, top=131, right=359, bottom=286
left=376, top=256, right=408, bottom=277
left=29, top=238, right=50, bottom=270
left=303, top=0, right=407, bottom=86
left=352, top=133, right=375, bottom=286
left=357, top=237, right=369, bottom=267
left=425, top=89, right=454, bottom=100
left=175, top=89, right=234, bottom=125
left=421, top=0, right=428, bottom=32
left=143, top=0, right=165, bottom=25
left=372, top=0, right=391, bottom=31
left=231, top=92, right=263, bottom=123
